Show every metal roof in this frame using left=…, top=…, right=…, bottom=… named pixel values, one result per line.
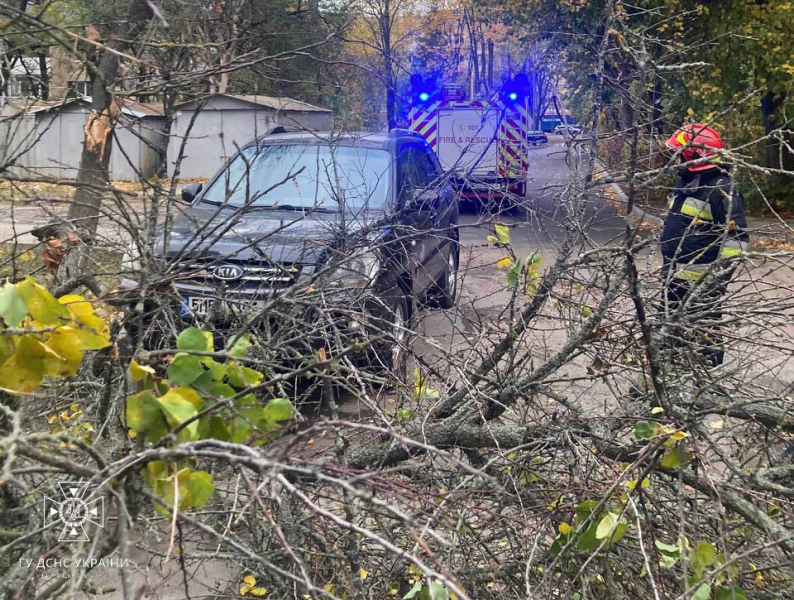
left=10, top=96, right=164, bottom=118
left=246, top=129, right=421, bottom=149
left=176, top=93, right=330, bottom=113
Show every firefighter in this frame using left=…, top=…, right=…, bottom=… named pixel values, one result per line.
left=660, top=123, right=750, bottom=366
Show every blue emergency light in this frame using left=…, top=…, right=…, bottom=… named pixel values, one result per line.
left=501, top=73, right=530, bottom=105
left=410, top=74, right=436, bottom=105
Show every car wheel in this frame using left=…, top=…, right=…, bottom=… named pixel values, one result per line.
left=374, top=293, right=410, bottom=373
left=430, top=241, right=460, bottom=309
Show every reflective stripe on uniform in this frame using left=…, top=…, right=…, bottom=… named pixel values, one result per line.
left=720, top=239, right=750, bottom=258
left=679, top=196, right=713, bottom=221
left=674, top=263, right=710, bottom=281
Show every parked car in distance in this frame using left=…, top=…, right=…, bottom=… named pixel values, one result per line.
left=147, top=129, right=460, bottom=370
left=526, top=131, right=548, bottom=146
left=553, top=124, right=582, bottom=135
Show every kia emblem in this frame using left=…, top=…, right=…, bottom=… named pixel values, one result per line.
left=212, top=264, right=244, bottom=281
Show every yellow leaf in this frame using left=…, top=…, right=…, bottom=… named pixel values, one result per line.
left=130, top=359, right=156, bottom=381
left=494, top=223, right=510, bottom=244
left=496, top=256, right=513, bottom=269
left=47, top=414, right=58, bottom=424
left=651, top=406, right=664, bottom=414
left=755, top=571, right=765, bottom=587
left=359, top=567, right=369, bottom=581
left=46, top=326, right=86, bottom=377
left=17, top=278, right=70, bottom=325
left=249, top=587, right=268, bottom=597
left=58, top=295, right=110, bottom=349
left=0, top=335, right=62, bottom=392
left=559, top=522, right=572, bottom=535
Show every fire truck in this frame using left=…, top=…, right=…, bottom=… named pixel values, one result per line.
left=407, top=74, right=531, bottom=200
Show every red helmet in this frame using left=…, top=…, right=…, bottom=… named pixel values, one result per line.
left=665, top=123, right=723, bottom=171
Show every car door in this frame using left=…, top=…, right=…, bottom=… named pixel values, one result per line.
left=414, top=143, right=456, bottom=289
left=396, top=143, right=436, bottom=296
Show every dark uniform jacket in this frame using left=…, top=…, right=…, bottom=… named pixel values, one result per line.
left=661, top=168, right=750, bottom=278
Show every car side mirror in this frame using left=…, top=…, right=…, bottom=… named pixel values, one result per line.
left=407, top=188, right=437, bottom=211
left=181, top=182, right=203, bottom=203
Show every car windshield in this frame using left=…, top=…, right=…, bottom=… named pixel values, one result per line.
left=201, top=144, right=391, bottom=210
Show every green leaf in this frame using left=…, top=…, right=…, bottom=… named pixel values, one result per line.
left=577, top=522, right=600, bottom=551
left=397, top=407, right=416, bottom=422
left=403, top=582, right=423, bottom=600
left=659, top=554, right=678, bottom=569
left=611, top=521, right=629, bottom=544
left=655, top=540, right=680, bottom=555
left=0, top=282, right=29, bottom=327
left=210, top=381, right=237, bottom=400
left=486, top=235, right=499, bottom=245
left=226, top=362, right=263, bottom=388
left=506, top=260, right=522, bottom=289
left=714, top=587, right=747, bottom=600
left=575, top=499, right=599, bottom=519
left=494, top=223, right=510, bottom=244
left=157, top=388, right=202, bottom=439
left=634, top=420, right=657, bottom=439
left=167, top=353, right=205, bottom=386
left=263, top=398, right=294, bottom=427
left=126, top=390, right=164, bottom=434
left=227, top=333, right=252, bottom=357
left=185, top=470, right=215, bottom=508
left=691, top=541, right=717, bottom=579
left=661, top=448, right=691, bottom=469
left=205, top=415, right=230, bottom=441
left=692, top=583, right=711, bottom=600
left=596, top=512, right=618, bottom=539
left=177, top=327, right=211, bottom=352
left=17, top=278, right=70, bottom=325
left=420, top=581, right=449, bottom=600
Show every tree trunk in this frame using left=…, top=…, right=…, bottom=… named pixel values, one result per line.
left=157, top=81, right=176, bottom=178
left=64, top=0, right=154, bottom=236
left=37, top=51, right=48, bottom=99
left=487, top=40, right=493, bottom=91
left=761, top=90, right=794, bottom=172
left=380, top=0, right=396, bottom=130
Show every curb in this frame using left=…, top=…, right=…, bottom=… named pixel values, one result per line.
left=594, top=159, right=664, bottom=227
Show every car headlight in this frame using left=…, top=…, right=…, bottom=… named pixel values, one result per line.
left=327, top=250, right=380, bottom=288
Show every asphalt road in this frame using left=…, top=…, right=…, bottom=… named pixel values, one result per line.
left=406, top=135, right=627, bottom=373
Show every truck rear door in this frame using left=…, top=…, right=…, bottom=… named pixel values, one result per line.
left=436, top=107, right=501, bottom=178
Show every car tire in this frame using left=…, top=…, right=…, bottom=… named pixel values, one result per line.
left=372, top=292, right=411, bottom=374
left=430, top=241, right=460, bottom=309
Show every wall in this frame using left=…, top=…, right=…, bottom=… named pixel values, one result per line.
left=1, top=104, right=166, bottom=181
left=167, top=103, right=332, bottom=179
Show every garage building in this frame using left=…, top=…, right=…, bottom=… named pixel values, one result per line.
left=167, top=94, right=332, bottom=179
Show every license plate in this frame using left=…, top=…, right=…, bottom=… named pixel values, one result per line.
left=181, top=296, right=267, bottom=317
left=181, top=296, right=213, bottom=316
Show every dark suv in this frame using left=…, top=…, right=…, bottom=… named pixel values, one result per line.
left=141, top=129, right=459, bottom=368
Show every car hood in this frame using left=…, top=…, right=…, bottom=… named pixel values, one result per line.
left=160, top=204, right=386, bottom=265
